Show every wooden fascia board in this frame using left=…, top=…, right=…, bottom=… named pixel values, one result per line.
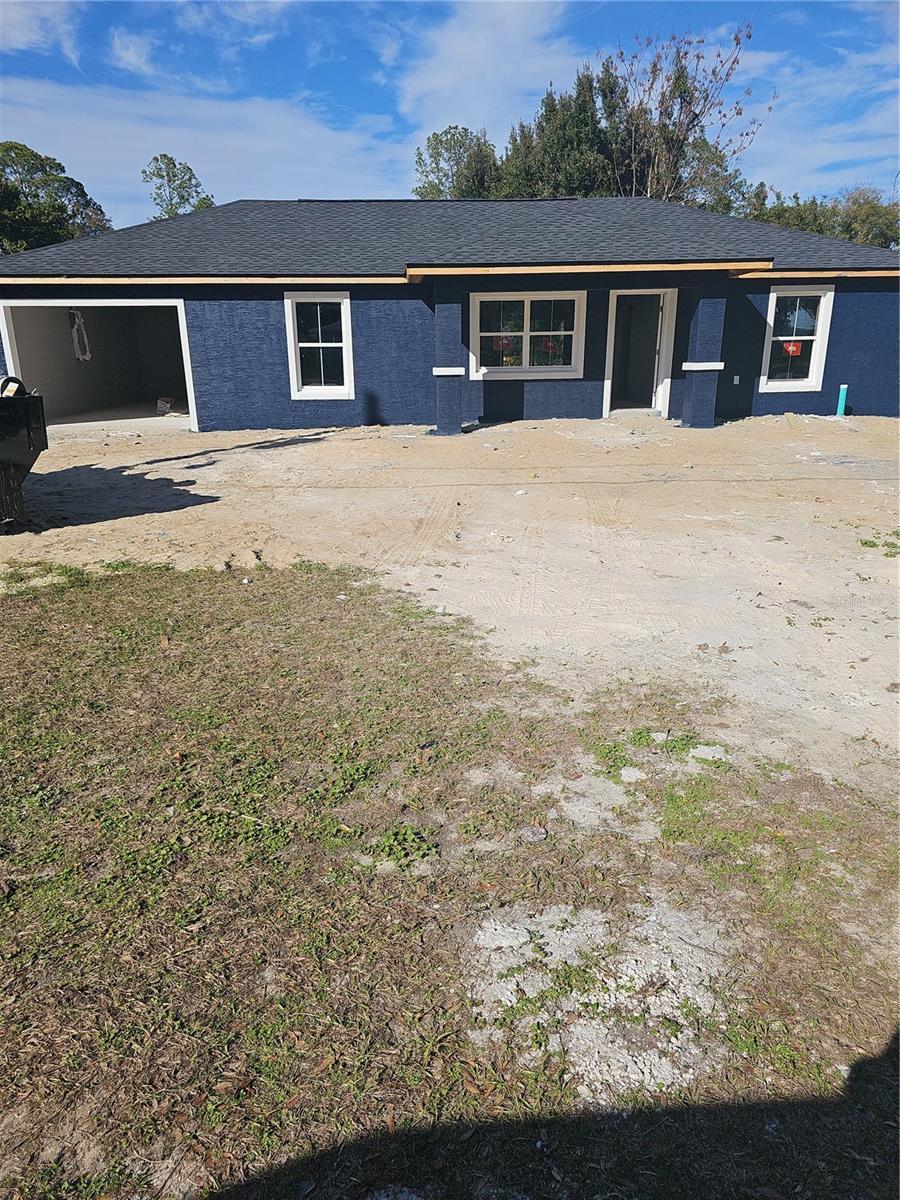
left=14, top=262, right=895, bottom=286
left=0, top=275, right=408, bottom=285
left=405, top=260, right=774, bottom=278
left=732, top=268, right=899, bottom=279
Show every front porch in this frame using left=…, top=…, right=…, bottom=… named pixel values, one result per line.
left=430, top=272, right=729, bottom=433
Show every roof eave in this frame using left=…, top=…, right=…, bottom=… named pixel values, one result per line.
left=1, top=261, right=897, bottom=286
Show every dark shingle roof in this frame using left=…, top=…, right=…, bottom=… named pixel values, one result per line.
left=0, top=196, right=896, bottom=277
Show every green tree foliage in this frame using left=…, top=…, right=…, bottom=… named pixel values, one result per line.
left=141, top=153, right=214, bottom=220
left=453, top=134, right=500, bottom=201
left=0, top=141, right=111, bottom=245
left=413, top=126, right=497, bottom=199
left=741, top=183, right=898, bottom=248
left=532, top=66, right=612, bottom=198
left=493, top=121, right=541, bottom=199
left=412, top=26, right=894, bottom=246
left=414, top=28, right=766, bottom=208
left=0, top=180, right=72, bottom=254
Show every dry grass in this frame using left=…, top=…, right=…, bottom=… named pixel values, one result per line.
left=581, top=680, right=897, bottom=1097
left=0, top=564, right=895, bottom=1200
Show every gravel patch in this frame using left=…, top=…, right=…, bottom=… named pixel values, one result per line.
left=468, top=894, right=731, bottom=1099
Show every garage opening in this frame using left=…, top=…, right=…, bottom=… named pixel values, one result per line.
left=1, top=303, right=195, bottom=429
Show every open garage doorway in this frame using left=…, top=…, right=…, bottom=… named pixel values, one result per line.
left=0, top=300, right=197, bottom=430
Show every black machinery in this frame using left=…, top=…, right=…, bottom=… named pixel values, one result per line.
left=0, top=376, right=47, bottom=532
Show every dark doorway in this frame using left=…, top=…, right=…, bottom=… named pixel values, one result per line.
left=611, top=293, right=661, bottom=409
left=481, top=380, right=524, bottom=424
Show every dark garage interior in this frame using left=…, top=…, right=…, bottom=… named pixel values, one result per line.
left=4, top=304, right=190, bottom=425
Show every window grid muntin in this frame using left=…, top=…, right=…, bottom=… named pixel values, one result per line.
left=285, top=291, right=354, bottom=400
left=476, top=295, right=578, bottom=371
left=760, top=286, right=834, bottom=394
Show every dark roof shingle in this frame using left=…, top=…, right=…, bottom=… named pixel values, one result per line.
left=0, top=196, right=896, bottom=277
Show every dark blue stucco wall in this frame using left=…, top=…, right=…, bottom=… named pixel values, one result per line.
left=184, top=284, right=436, bottom=431
left=440, top=273, right=613, bottom=425
left=1, top=275, right=896, bottom=428
left=715, top=278, right=900, bottom=420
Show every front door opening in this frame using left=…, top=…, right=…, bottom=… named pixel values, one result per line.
left=610, top=293, right=662, bottom=410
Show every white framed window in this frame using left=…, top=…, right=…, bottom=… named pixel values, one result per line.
left=284, top=291, right=354, bottom=400
left=469, top=291, right=586, bottom=380
left=759, top=285, right=834, bottom=393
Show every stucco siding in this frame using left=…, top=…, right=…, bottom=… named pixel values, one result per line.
left=716, top=279, right=900, bottom=420
left=185, top=286, right=437, bottom=432
left=0, top=275, right=896, bottom=430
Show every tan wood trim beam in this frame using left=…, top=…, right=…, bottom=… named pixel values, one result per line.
left=0, top=275, right=408, bottom=285
left=405, top=260, right=774, bottom=277
left=732, top=268, right=899, bottom=279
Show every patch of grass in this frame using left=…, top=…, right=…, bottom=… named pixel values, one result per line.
left=10, top=1162, right=138, bottom=1199
left=589, top=737, right=633, bottom=777
left=859, top=530, right=900, bottom=557
left=2, top=570, right=896, bottom=1200
left=371, top=823, right=436, bottom=869
left=721, top=1013, right=825, bottom=1083
left=662, top=731, right=702, bottom=758
left=0, top=563, right=579, bottom=1189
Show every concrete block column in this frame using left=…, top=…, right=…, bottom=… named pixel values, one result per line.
left=433, top=367, right=465, bottom=434
left=433, top=280, right=465, bottom=435
left=681, top=288, right=727, bottom=429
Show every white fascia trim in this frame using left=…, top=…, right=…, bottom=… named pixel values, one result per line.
left=0, top=296, right=199, bottom=432
left=433, top=366, right=465, bottom=376
left=284, top=290, right=355, bottom=401
left=468, top=290, right=587, bottom=381
left=682, top=361, right=725, bottom=371
left=758, top=284, right=834, bottom=394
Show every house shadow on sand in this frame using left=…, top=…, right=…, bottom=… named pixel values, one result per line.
left=19, top=463, right=218, bottom=531
left=209, top=1033, right=898, bottom=1200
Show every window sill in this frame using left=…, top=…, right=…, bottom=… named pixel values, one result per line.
left=290, top=388, right=354, bottom=401
left=472, top=367, right=583, bottom=382
left=759, top=380, right=822, bottom=394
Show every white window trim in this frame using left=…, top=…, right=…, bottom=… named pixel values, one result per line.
left=759, top=284, right=834, bottom=394
left=468, top=291, right=586, bottom=381
left=284, top=291, right=355, bottom=400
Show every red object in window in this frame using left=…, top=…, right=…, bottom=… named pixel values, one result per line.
left=543, top=337, right=554, bottom=351
left=783, top=340, right=802, bottom=357
left=493, top=336, right=501, bottom=351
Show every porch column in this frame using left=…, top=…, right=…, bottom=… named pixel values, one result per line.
left=680, top=286, right=727, bottom=429
left=433, top=280, right=465, bottom=435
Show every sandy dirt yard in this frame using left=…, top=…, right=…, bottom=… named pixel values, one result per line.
left=5, top=411, right=898, bottom=788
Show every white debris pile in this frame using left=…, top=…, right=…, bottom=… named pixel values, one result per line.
left=534, top=763, right=660, bottom=843
left=468, top=896, right=730, bottom=1098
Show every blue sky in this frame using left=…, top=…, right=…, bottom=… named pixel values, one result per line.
left=1, top=0, right=897, bottom=228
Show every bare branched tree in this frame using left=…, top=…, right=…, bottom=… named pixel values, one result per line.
left=596, top=24, right=775, bottom=207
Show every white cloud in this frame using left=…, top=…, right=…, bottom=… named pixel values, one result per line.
left=777, top=9, right=810, bottom=28
left=0, top=0, right=83, bottom=65
left=0, top=74, right=414, bottom=227
left=107, top=24, right=232, bottom=93
left=691, top=8, right=899, bottom=196
left=172, top=0, right=292, bottom=57
left=396, top=1, right=587, bottom=147
left=739, top=37, right=899, bottom=193
left=107, top=28, right=158, bottom=79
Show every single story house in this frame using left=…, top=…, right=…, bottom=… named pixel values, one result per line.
left=0, top=197, right=896, bottom=433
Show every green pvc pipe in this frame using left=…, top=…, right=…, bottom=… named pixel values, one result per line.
left=836, top=384, right=848, bottom=416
